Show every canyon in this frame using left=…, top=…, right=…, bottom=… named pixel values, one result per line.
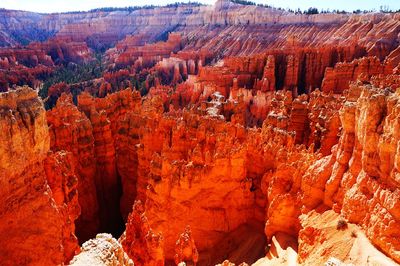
left=0, top=0, right=400, bottom=265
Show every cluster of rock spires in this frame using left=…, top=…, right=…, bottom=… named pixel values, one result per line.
left=1, top=0, right=400, bottom=265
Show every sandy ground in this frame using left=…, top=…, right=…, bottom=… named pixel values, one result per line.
left=345, top=230, right=398, bottom=266
left=250, top=210, right=399, bottom=266
left=252, top=232, right=298, bottom=266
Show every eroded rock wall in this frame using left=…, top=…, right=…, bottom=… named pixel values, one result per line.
left=0, top=87, right=79, bottom=265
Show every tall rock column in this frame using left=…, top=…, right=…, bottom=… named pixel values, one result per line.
left=47, top=93, right=100, bottom=241
left=261, top=55, right=276, bottom=92
left=0, top=87, right=79, bottom=265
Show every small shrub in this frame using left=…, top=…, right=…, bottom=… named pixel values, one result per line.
left=351, top=230, right=357, bottom=238
left=336, top=219, right=348, bottom=230
left=231, top=0, right=256, bottom=6
left=305, top=7, right=319, bottom=14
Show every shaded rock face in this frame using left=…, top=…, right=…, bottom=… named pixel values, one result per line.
left=0, top=87, right=79, bottom=265
left=46, top=90, right=144, bottom=241
left=47, top=94, right=100, bottom=241
left=45, top=88, right=147, bottom=241
left=44, top=151, right=81, bottom=261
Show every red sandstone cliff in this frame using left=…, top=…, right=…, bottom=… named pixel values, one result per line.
left=99, top=80, right=399, bottom=265
left=47, top=94, right=100, bottom=241
left=120, top=200, right=164, bottom=266
left=1, top=2, right=400, bottom=266
left=2, top=2, right=400, bottom=98
left=301, top=83, right=400, bottom=263
left=2, top=78, right=400, bottom=266
left=0, top=87, right=79, bottom=265
left=321, top=56, right=394, bottom=93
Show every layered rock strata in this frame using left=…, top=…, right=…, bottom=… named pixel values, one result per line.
left=0, top=87, right=79, bottom=265
left=47, top=94, right=100, bottom=240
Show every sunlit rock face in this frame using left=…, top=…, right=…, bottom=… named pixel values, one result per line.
left=1, top=1, right=400, bottom=266
left=325, top=84, right=400, bottom=262
left=0, top=87, right=79, bottom=265
left=70, top=233, right=134, bottom=266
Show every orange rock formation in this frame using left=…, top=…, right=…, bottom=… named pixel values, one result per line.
left=1, top=2, right=400, bottom=266
left=0, top=87, right=79, bottom=265
left=174, top=226, right=199, bottom=266
left=120, top=201, right=165, bottom=266
left=47, top=94, right=100, bottom=240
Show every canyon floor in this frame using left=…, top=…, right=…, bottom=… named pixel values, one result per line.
left=0, top=0, right=400, bottom=265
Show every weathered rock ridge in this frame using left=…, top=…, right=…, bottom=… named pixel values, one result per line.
left=64, top=82, right=400, bottom=265
left=2, top=77, right=400, bottom=266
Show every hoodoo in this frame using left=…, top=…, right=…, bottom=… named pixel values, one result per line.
left=0, top=0, right=400, bottom=265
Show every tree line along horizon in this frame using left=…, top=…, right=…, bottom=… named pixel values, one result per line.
left=4, top=1, right=397, bottom=15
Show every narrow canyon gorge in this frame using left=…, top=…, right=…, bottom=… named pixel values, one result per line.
left=0, top=0, right=400, bottom=265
